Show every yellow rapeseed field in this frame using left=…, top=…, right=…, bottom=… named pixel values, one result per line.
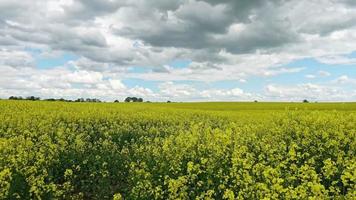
left=0, top=101, right=355, bottom=199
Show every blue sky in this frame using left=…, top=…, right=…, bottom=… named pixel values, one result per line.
left=0, top=0, right=356, bottom=101
left=28, top=48, right=79, bottom=69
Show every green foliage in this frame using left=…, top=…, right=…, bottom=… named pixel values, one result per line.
left=0, top=101, right=355, bottom=199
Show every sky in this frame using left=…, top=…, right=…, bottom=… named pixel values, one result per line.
left=0, top=0, right=356, bottom=102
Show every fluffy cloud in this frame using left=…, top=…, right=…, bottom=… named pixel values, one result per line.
left=264, top=83, right=355, bottom=101
left=0, top=49, right=35, bottom=68
left=0, top=63, right=133, bottom=100
left=200, top=88, right=247, bottom=99
left=333, top=75, right=356, bottom=84
left=318, top=71, right=331, bottom=77
left=157, top=82, right=256, bottom=101
left=128, top=86, right=156, bottom=98
left=305, top=70, right=331, bottom=79
left=159, top=81, right=197, bottom=98
left=316, top=55, right=356, bottom=65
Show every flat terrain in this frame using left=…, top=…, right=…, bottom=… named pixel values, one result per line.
left=0, top=101, right=355, bottom=199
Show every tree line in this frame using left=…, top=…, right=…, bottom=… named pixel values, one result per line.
left=6, top=96, right=311, bottom=103
left=7, top=96, right=148, bottom=103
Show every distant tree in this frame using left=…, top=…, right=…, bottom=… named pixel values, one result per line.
left=9, top=96, right=24, bottom=100
left=75, top=98, right=85, bottom=102
left=114, top=100, right=119, bottom=103
left=26, top=96, right=40, bottom=101
left=124, top=97, right=143, bottom=102
left=43, top=98, right=75, bottom=102
left=167, top=100, right=171, bottom=103
left=254, top=100, right=258, bottom=103
left=131, top=97, right=138, bottom=102
left=82, top=98, right=101, bottom=102
left=303, top=99, right=309, bottom=103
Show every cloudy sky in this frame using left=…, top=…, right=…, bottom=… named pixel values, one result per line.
left=1, top=0, right=356, bottom=101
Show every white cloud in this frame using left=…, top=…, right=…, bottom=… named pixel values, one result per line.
left=264, top=83, right=355, bottom=101
left=318, top=70, right=331, bottom=77
left=158, top=81, right=196, bottom=98
left=305, top=74, right=316, bottom=79
left=305, top=70, right=331, bottom=79
left=0, top=49, right=35, bottom=68
left=0, top=65, right=153, bottom=101
left=200, top=88, right=247, bottom=99
left=63, top=71, right=104, bottom=84
left=316, top=55, right=356, bottom=65
left=109, top=79, right=126, bottom=90
left=333, top=75, right=356, bottom=84
left=128, top=86, right=156, bottom=97
left=157, top=82, right=256, bottom=101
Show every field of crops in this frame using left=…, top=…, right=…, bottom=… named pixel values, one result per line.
left=0, top=100, right=355, bottom=199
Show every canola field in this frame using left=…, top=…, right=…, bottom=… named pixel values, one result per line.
left=0, top=101, right=355, bottom=199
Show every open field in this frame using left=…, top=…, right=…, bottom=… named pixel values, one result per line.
left=0, top=101, right=355, bottom=199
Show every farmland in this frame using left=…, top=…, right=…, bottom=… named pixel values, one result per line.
left=0, top=101, right=355, bottom=199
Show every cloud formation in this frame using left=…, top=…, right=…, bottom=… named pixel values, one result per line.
left=0, top=0, right=355, bottom=101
